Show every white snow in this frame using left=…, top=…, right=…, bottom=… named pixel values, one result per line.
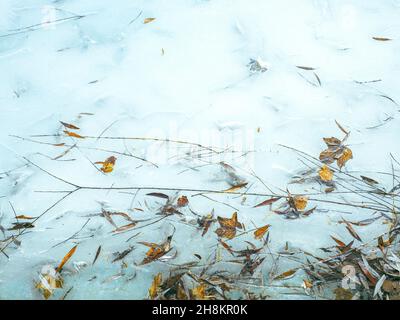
left=0, top=0, right=399, bottom=299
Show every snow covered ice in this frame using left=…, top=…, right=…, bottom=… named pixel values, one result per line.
left=0, top=0, right=400, bottom=300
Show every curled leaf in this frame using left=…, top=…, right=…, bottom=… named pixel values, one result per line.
left=337, top=148, right=353, bottom=169
left=95, top=156, right=116, bottom=173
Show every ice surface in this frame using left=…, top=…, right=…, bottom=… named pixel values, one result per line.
left=0, top=0, right=399, bottom=299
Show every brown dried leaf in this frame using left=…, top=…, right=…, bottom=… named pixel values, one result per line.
left=372, top=37, right=392, bottom=41
left=323, top=137, right=341, bottom=147
left=15, top=215, right=36, bottom=220
left=146, top=192, right=169, bottom=200
left=331, top=236, right=346, bottom=247
left=60, top=121, right=80, bottom=130
left=144, top=18, right=156, bottom=24
left=253, top=197, right=280, bottom=208
left=177, top=195, right=189, bottom=207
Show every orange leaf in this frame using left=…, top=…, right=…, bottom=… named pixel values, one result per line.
left=274, top=269, right=297, bottom=280
left=223, top=182, right=248, bottom=193
left=63, top=130, right=84, bottom=139
left=337, top=148, right=353, bottom=169
left=56, top=245, right=77, bottom=273
left=15, top=215, right=36, bottom=220
left=254, top=224, right=271, bottom=240
left=148, top=273, right=162, bottom=299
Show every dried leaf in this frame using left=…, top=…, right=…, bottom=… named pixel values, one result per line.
left=254, top=225, right=270, bottom=240
left=296, top=66, right=315, bottom=70
left=323, top=137, right=341, bottom=147
left=337, top=148, right=353, bottom=169
left=144, top=18, right=156, bottom=24
left=253, top=197, right=280, bottom=208
left=335, top=120, right=349, bottom=135
left=344, top=221, right=362, bottom=242
left=56, top=245, right=77, bottom=273
left=319, top=165, right=333, bottom=182
left=63, top=130, right=85, bottom=139
left=191, top=284, right=206, bottom=300
left=60, top=121, right=80, bottom=130
left=223, top=182, right=248, bottom=193
left=372, top=37, right=392, bottom=41
left=92, top=246, right=101, bottom=265
left=177, top=195, right=189, bottom=207
left=360, top=176, right=379, bottom=185
left=331, top=236, right=346, bottom=247
left=274, top=269, right=296, bottom=280
left=149, top=273, right=162, bottom=299
left=112, top=222, right=137, bottom=233
left=95, top=156, right=116, bottom=173
left=293, top=196, right=308, bottom=211
left=8, top=222, right=34, bottom=230
left=146, top=192, right=169, bottom=200
left=15, top=215, right=36, bottom=220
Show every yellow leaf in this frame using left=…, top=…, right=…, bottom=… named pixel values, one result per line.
left=144, top=18, right=156, bottom=24
left=294, top=196, right=308, bottom=211
left=337, top=148, right=353, bottom=169
left=303, top=279, right=313, bottom=289
left=15, top=215, right=36, bottom=220
left=191, top=284, right=206, bottom=300
left=148, top=273, right=162, bottom=299
left=96, top=156, right=116, bottom=173
left=274, top=269, right=297, bottom=280
left=56, top=245, right=77, bottom=273
left=254, top=224, right=271, bottom=240
left=63, top=130, right=85, bottom=139
left=319, top=165, right=333, bottom=182
left=223, top=182, right=248, bottom=193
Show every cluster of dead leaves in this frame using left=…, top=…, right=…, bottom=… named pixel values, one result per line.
left=35, top=245, right=77, bottom=299
left=319, top=128, right=353, bottom=170
left=273, top=194, right=316, bottom=219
